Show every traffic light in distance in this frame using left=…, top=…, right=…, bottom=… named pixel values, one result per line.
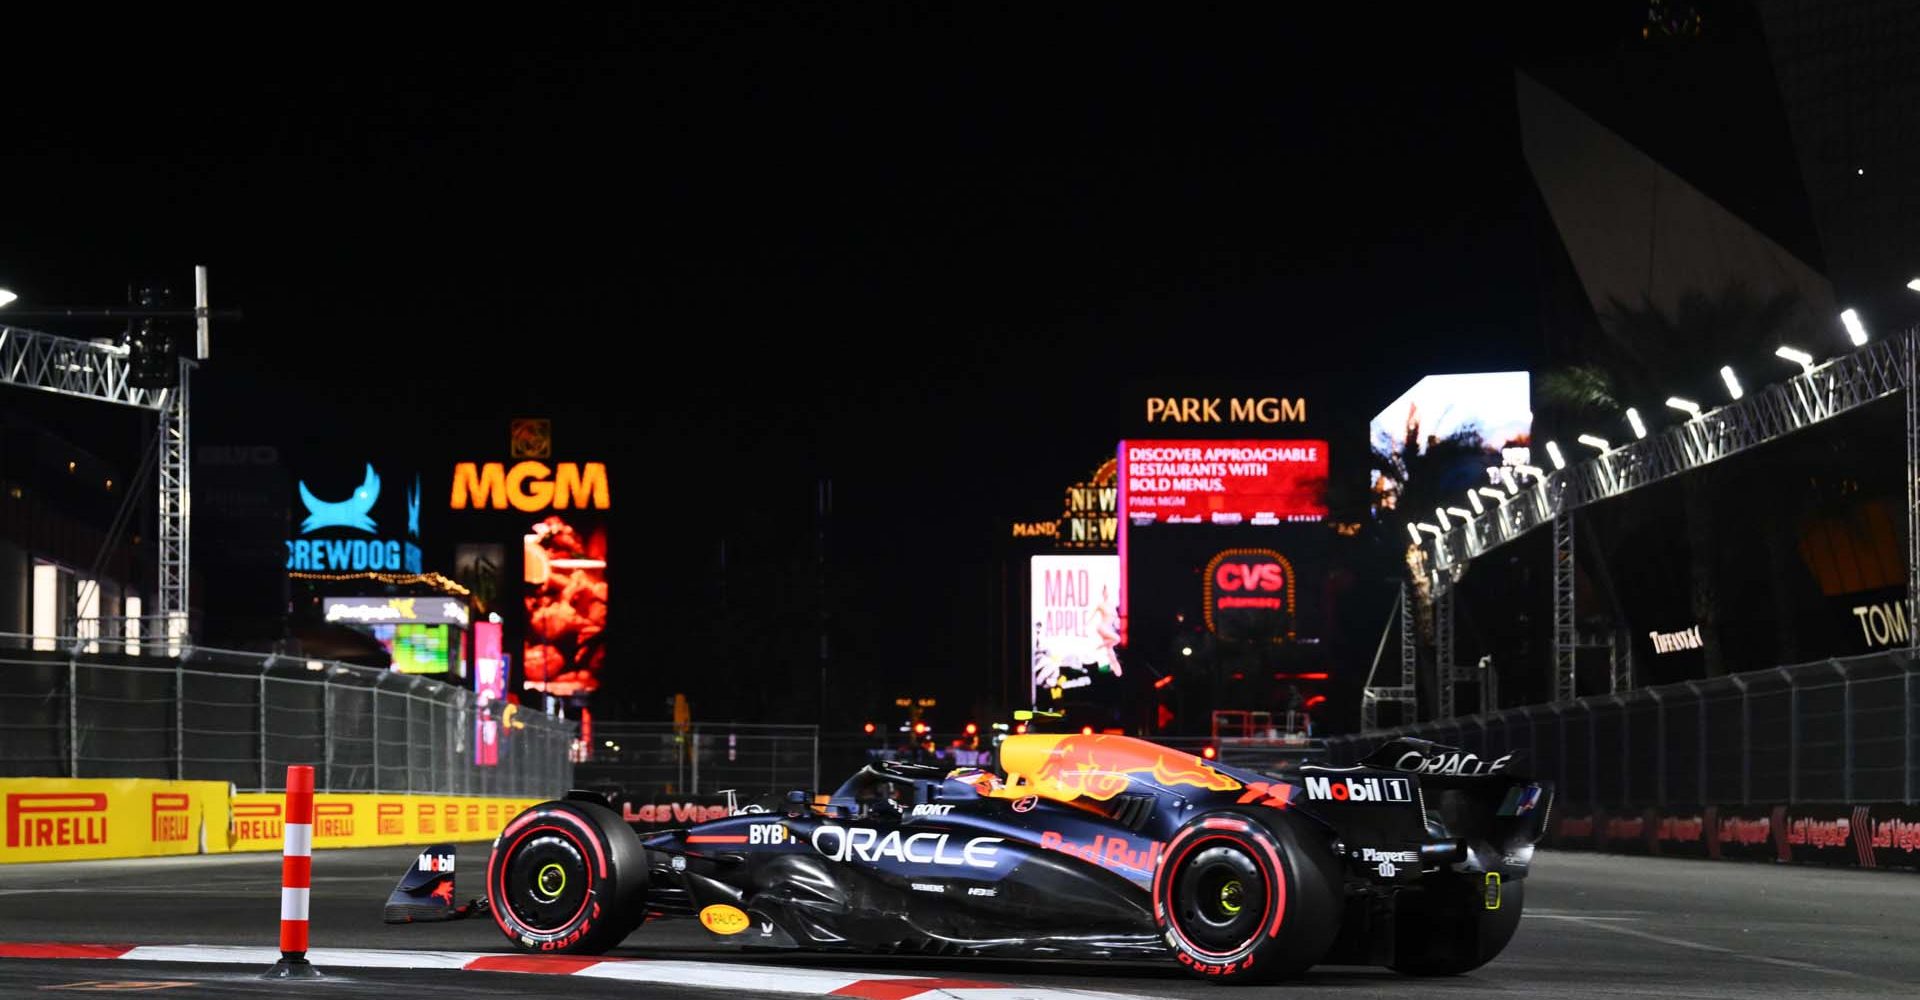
left=1014, top=722, right=1028, bottom=734
left=862, top=722, right=876, bottom=734
left=964, top=722, right=977, bottom=736
left=913, top=722, right=929, bottom=735
left=1202, top=746, right=1217, bottom=760
left=1080, top=725, right=1094, bottom=735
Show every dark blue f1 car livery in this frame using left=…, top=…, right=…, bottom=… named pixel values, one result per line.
left=386, top=733, right=1552, bottom=984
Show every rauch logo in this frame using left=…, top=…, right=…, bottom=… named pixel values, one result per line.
left=6, top=793, right=108, bottom=848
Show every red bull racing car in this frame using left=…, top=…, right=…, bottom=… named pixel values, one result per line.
left=386, top=733, right=1552, bottom=983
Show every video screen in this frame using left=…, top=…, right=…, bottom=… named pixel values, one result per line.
left=1368, top=371, right=1531, bottom=517
left=522, top=513, right=609, bottom=699
left=390, top=622, right=451, bottom=674
left=1119, top=440, right=1329, bottom=526
left=1031, top=554, right=1124, bottom=704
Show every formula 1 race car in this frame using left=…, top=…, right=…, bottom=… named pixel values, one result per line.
left=386, top=733, right=1552, bottom=984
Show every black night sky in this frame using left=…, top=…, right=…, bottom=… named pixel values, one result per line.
left=2, top=5, right=1795, bottom=730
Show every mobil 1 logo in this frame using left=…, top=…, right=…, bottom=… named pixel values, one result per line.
left=1303, top=775, right=1412, bottom=804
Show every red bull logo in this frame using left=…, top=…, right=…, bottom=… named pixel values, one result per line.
left=1038, top=830, right=1164, bottom=872
left=151, top=793, right=192, bottom=843
left=6, top=793, right=108, bottom=847
left=995, top=734, right=1240, bottom=804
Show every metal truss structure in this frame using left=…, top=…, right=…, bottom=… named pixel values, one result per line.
left=1553, top=511, right=1576, bottom=703
left=1422, top=329, right=1914, bottom=598
left=1361, top=584, right=1419, bottom=731
left=1434, top=586, right=1460, bottom=719
left=0, top=324, right=194, bottom=633
left=1384, top=328, right=1920, bottom=722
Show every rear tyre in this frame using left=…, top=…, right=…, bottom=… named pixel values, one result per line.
left=487, top=799, right=646, bottom=954
left=1389, top=877, right=1524, bottom=976
left=1153, top=812, right=1340, bottom=983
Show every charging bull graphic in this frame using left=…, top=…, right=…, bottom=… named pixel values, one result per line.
left=992, top=733, right=1242, bottom=803
left=299, top=464, right=382, bottom=534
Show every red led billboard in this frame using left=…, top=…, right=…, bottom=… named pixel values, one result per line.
left=523, top=513, right=608, bottom=699
left=1118, top=440, right=1328, bottom=525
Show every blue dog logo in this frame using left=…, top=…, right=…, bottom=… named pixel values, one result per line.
left=298, top=464, right=382, bottom=534
left=407, top=474, right=421, bottom=539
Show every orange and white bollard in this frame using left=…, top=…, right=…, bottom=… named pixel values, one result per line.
left=263, top=764, right=323, bottom=979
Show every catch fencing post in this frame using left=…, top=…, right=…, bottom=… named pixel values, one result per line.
left=1907, top=659, right=1916, bottom=804
left=258, top=668, right=269, bottom=791
left=67, top=654, right=79, bottom=777
left=1840, top=663, right=1854, bottom=803
left=263, top=763, right=322, bottom=979
left=174, top=655, right=185, bottom=779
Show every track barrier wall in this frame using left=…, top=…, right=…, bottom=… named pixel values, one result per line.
left=1321, top=648, right=1920, bottom=872
left=0, top=776, right=543, bottom=863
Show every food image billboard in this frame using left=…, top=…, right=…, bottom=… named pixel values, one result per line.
left=522, top=513, right=608, bottom=699
left=1031, top=555, right=1123, bottom=704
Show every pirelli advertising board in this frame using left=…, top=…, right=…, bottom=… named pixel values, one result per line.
left=224, top=793, right=545, bottom=852
left=0, top=778, right=540, bottom=864
left=0, top=778, right=230, bottom=863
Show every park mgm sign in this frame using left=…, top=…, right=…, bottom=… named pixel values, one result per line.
left=1012, top=459, right=1117, bottom=550
left=1145, top=395, right=1307, bottom=425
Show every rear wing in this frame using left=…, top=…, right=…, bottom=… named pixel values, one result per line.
left=1359, top=737, right=1528, bottom=779
left=1360, top=737, right=1552, bottom=854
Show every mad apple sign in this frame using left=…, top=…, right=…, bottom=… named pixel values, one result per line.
left=1204, top=548, right=1295, bottom=641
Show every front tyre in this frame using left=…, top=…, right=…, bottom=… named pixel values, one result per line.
left=1154, top=812, right=1340, bottom=983
left=487, top=799, right=646, bottom=954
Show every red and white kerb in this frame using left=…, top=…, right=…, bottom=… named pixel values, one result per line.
left=279, top=764, right=315, bottom=957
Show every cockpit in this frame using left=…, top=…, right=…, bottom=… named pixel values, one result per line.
left=823, top=759, right=1002, bottom=820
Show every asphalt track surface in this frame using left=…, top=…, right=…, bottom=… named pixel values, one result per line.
left=1, top=843, right=1916, bottom=998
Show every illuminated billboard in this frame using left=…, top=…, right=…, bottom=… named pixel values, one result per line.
left=473, top=621, right=505, bottom=766
left=523, top=513, right=608, bottom=699
left=1030, top=555, right=1123, bottom=704
left=1203, top=548, right=1296, bottom=642
left=285, top=462, right=424, bottom=574
left=324, top=596, right=469, bottom=627
left=1118, top=440, right=1328, bottom=526
left=384, top=623, right=454, bottom=674
left=1368, top=372, right=1531, bottom=517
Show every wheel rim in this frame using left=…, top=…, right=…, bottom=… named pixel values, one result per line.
left=504, top=830, right=591, bottom=933
left=1172, top=843, right=1266, bottom=954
